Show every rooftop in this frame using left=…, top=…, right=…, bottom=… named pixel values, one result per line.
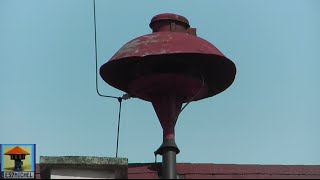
left=33, top=163, right=320, bottom=179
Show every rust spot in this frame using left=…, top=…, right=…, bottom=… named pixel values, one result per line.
left=112, top=34, right=175, bottom=58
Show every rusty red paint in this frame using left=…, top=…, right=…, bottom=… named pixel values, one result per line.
left=100, top=13, right=236, bottom=101
left=100, top=14, right=237, bottom=174
left=150, top=13, right=190, bottom=28
left=151, top=95, right=182, bottom=140
left=150, top=13, right=191, bottom=34
left=129, top=73, right=208, bottom=140
left=128, top=74, right=208, bottom=102
left=109, top=32, right=225, bottom=62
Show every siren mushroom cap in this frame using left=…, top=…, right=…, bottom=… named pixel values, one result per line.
left=100, top=13, right=236, bottom=102
left=149, top=13, right=190, bottom=33
left=150, top=13, right=190, bottom=28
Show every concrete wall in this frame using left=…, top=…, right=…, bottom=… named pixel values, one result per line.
left=50, top=168, right=115, bottom=179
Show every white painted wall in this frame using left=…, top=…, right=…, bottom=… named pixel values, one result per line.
left=50, top=168, right=115, bottom=179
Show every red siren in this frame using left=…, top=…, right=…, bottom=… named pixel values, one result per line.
left=100, top=13, right=236, bottom=179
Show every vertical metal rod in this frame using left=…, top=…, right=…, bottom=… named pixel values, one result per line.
left=116, top=98, right=122, bottom=158
left=162, top=149, right=177, bottom=179
left=93, top=0, right=118, bottom=99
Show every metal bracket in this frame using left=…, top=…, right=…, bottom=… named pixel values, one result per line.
left=170, top=22, right=176, bottom=31
left=187, top=28, right=197, bottom=36
left=154, top=139, right=180, bottom=156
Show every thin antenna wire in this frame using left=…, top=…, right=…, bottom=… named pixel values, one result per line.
left=93, top=0, right=126, bottom=158
left=174, top=75, right=205, bottom=122
left=93, top=0, right=118, bottom=99
left=180, top=76, right=204, bottom=113
left=116, top=97, right=122, bottom=158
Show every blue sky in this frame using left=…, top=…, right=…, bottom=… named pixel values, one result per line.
left=1, top=0, right=320, bottom=165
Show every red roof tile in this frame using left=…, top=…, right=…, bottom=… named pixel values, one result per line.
left=298, top=175, right=320, bottom=179
left=185, top=174, right=215, bottom=179
left=130, top=163, right=320, bottom=179
left=32, top=163, right=320, bottom=179
left=177, top=164, right=320, bottom=175
left=128, top=173, right=160, bottom=179
left=128, top=163, right=160, bottom=174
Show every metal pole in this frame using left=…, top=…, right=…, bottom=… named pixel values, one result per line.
left=155, top=139, right=179, bottom=179
left=162, top=149, right=177, bottom=179
left=152, top=96, right=181, bottom=179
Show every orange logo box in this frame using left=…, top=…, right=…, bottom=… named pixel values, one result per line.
left=1, top=144, right=36, bottom=179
